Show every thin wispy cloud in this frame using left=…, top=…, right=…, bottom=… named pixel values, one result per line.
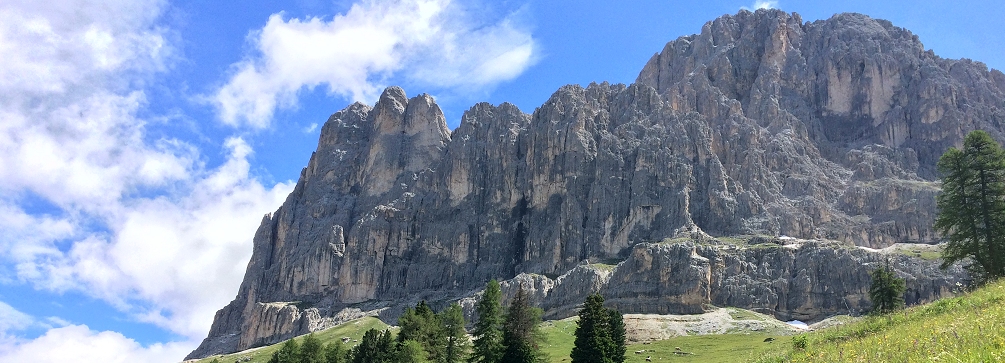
left=212, top=0, right=539, bottom=129
left=303, top=122, right=319, bottom=133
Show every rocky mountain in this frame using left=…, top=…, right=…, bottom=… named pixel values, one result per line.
left=186, top=9, right=1004, bottom=359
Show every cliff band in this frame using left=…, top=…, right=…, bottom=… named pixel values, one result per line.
left=187, top=9, right=1005, bottom=359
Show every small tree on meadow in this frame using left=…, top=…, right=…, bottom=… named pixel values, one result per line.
left=869, top=260, right=906, bottom=315
left=301, top=333, right=325, bottom=363
left=269, top=338, right=300, bottom=363
left=324, top=340, right=349, bottom=363
left=351, top=329, right=395, bottom=363
left=570, top=294, right=625, bottom=363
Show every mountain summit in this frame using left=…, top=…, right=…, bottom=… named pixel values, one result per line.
left=187, top=9, right=1003, bottom=359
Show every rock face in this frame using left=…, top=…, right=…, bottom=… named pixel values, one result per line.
left=187, top=9, right=1004, bottom=359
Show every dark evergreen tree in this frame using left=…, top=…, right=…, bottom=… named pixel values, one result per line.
left=869, top=260, right=906, bottom=314
left=398, top=301, right=446, bottom=362
left=607, top=307, right=626, bottom=363
left=501, top=286, right=545, bottom=363
left=352, top=329, right=395, bottom=363
left=936, top=130, right=1005, bottom=284
left=301, top=333, right=325, bottom=363
left=442, top=302, right=471, bottom=363
left=570, top=294, right=625, bottom=363
left=470, top=280, right=504, bottom=363
left=274, top=338, right=300, bottom=363
left=324, top=341, right=349, bottom=363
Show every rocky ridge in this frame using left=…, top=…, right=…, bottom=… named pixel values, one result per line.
left=187, top=9, right=1003, bottom=359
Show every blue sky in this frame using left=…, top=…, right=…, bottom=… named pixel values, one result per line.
left=0, top=0, right=1001, bottom=361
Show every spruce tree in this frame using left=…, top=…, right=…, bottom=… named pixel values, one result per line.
left=869, top=260, right=906, bottom=314
left=398, top=301, right=445, bottom=362
left=607, top=308, right=626, bottom=363
left=275, top=338, right=300, bottom=363
left=501, top=286, right=545, bottom=363
left=570, top=294, right=625, bottom=363
left=352, top=329, right=394, bottom=363
left=301, top=333, right=325, bottom=363
left=442, top=302, right=471, bottom=363
left=936, top=130, right=1005, bottom=284
left=471, top=280, right=504, bottom=363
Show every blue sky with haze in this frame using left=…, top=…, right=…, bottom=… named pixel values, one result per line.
left=0, top=0, right=1001, bottom=361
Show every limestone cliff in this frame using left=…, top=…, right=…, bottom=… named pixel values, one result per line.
left=187, top=9, right=1004, bottom=359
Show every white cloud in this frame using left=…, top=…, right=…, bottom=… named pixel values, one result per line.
left=0, top=0, right=295, bottom=358
left=742, top=0, right=779, bottom=10
left=304, top=122, right=319, bottom=133
left=0, top=302, right=34, bottom=333
left=0, top=325, right=193, bottom=363
left=213, top=0, right=538, bottom=128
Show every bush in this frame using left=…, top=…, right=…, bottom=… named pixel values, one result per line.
left=792, top=335, right=808, bottom=350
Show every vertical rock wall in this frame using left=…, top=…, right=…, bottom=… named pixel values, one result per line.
left=187, top=9, right=1004, bottom=359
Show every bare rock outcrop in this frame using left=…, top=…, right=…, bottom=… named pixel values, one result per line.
left=187, top=9, right=1003, bottom=359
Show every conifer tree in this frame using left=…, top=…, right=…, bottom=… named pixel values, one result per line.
left=869, top=260, right=906, bottom=314
left=570, top=294, right=625, bottom=363
left=301, top=333, right=325, bottom=363
left=396, top=340, right=430, bottom=363
left=936, top=130, right=1005, bottom=284
left=607, top=310, right=626, bottom=363
left=277, top=338, right=300, bottom=363
left=501, top=286, right=545, bottom=363
left=471, top=280, right=504, bottom=363
left=324, top=341, right=349, bottom=363
left=398, top=301, right=446, bottom=362
left=442, top=302, right=471, bottom=363
left=352, top=329, right=395, bottom=363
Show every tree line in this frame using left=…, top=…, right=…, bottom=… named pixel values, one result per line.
left=220, top=279, right=625, bottom=363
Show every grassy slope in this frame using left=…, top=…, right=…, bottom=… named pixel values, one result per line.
left=538, top=311, right=789, bottom=363
left=192, top=317, right=390, bottom=363
left=752, top=280, right=1005, bottom=363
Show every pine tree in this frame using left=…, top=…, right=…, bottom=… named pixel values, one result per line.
left=324, top=341, right=349, bottom=363
left=936, top=130, right=1005, bottom=284
left=471, top=280, right=504, bottom=363
left=301, top=333, right=325, bottom=363
left=570, top=294, right=625, bottom=363
left=442, top=302, right=471, bottom=363
left=869, top=260, right=906, bottom=314
left=501, top=286, right=545, bottom=363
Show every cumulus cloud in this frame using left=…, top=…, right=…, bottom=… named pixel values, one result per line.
left=213, top=0, right=538, bottom=128
left=0, top=324, right=192, bottom=363
left=0, top=0, right=294, bottom=358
